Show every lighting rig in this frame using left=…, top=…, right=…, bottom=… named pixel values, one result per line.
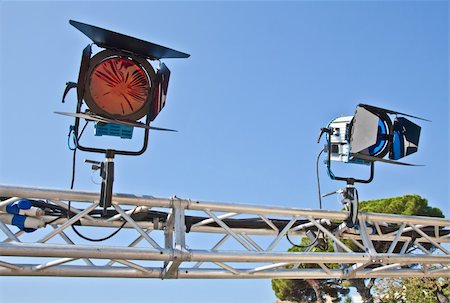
left=58, top=20, right=189, bottom=214
left=1, top=22, right=449, bottom=281
left=318, top=103, right=428, bottom=227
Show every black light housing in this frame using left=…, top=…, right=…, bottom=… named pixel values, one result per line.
left=61, top=20, right=189, bottom=155
left=70, top=20, right=189, bottom=125
left=59, top=20, right=189, bottom=214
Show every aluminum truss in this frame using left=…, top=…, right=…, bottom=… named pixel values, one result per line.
left=0, top=185, right=448, bottom=279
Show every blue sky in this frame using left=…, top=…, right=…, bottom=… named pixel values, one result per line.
left=0, top=1, right=448, bottom=302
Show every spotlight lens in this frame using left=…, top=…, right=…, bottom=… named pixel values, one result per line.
left=89, top=57, right=150, bottom=117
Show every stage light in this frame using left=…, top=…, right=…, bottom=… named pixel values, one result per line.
left=58, top=20, right=189, bottom=214
left=85, top=53, right=153, bottom=120
left=317, top=103, right=428, bottom=227
left=61, top=19, right=189, bottom=149
left=321, top=103, right=427, bottom=168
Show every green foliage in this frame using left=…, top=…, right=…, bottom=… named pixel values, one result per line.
left=271, top=194, right=446, bottom=303
left=358, top=195, right=444, bottom=218
left=373, top=277, right=450, bottom=303
left=272, top=278, right=350, bottom=302
left=272, top=237, right=350, bottom=302
left=343, top=296, right=353, bottom=303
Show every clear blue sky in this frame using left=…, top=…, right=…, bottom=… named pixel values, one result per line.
left=0, top=1, right=448, bottom=302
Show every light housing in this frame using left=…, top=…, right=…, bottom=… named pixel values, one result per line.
left=83, top=50, right=156, bottom=121
left=60, top=20, right=189, bottom=214
left=326, top=103, right=426, bottom=167
left=70, top=19, right=189, bottom=125
left=63, top=19, right=189, bottom=153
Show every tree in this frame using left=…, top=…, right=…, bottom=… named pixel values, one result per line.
left=272, top=278, right=349, bottom=303
left=355, top=195, right=445, bottom=303
left=271, top=195, right=445, bottom=303
left=358, top=195, right=443, bottom=218
left=272, top=237, right=350, bottom=303
left=345, top=195, right=444, bottom=302
left=373, top=277, right=449, bottom=303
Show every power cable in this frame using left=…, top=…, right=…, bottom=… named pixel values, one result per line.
left=285, top=230, right=328, bottom=250
left=66, top=120, right=135, bottom=242
left=316, top=148, right=325, bottom=209
left=71, top=207, right=137, bottom=242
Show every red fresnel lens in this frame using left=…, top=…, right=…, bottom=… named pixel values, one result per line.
left=89, top=57, right=149, bottom=116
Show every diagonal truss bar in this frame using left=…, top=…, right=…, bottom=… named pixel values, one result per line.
left=112, top=259, right=151, bottom=273
left=240, top=233, right=263, bottom=251
left=112, top=204, right=162, bottom=250
left=107, top=230, right=149, bottom=266
left=38, top=202, right=99, bottom=243
left=2, top=231, right=24, bottom=245
left=400, top=239, right=411, bottom=254
left=33, top=258, right=75, bottom=271
left=50, top=200, right=96, bottom=221
left=0, top=219, right=20, bottom=242
left=193, top=234, right=231, bottom=269
left=416, top=242, right=432, bottom=255
left=0, top=260, right=22, bottom=271
left=266, top=217, right=298, bottom=251
left=370, top=263, right=402, bottom=273
left=54, top=227, right=95, bottom=266
left=213, top=262, right=239, bottom=275
left=318, top=263, right=332, bottom=275
left=192, top=212, right=238, bottom=228
left=164, top=259, right=183, bottom=278
left=358, top=215, right=377, bottom=256
left=0, top=197, right=21, bottom=208
left=204, top=209, right=254, bottom=251
left=106, top=206, right=148, bottom=222
left=387, top=223, right=406, bottom=253
left=408, top=223, right=450, bottom=254
left=247, top=262, right=289, bottom=274
left=308, top=216, right=353, bottom=253
left=259, top=215, right=279, bottom=232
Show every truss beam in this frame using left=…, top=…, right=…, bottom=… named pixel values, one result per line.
left=0, top=185, right=449, bottom=279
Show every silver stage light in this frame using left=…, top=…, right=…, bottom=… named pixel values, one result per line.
left=317, top=103, right=428, bottom=227
left=321, top=103, right=427, bottom=168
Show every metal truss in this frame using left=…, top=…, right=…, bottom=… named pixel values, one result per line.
left=0, top=185, right=449, bottom=279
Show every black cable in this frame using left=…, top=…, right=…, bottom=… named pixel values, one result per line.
left=68, top=121, right=89, bottom=220
left=71, top=207, right=137, bottom=242
left=316, top=148, right=325, bottom=209
left=45, top=216, right=62, bottom=226
left=286, top=232, right=317, bottom=249
left=285, top=230, right=322, bottom=249
left=66, top=120, right=132, bottom=242
left=69, top=121, right=89, bottom=190
left=67, top=120, right=139, bottom=242
left=321, top=235, right=329, bottom=251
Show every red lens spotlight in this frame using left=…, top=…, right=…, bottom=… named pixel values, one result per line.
left=89, top=57, right=149, bottom=116
left=84, top=51, right=156, bottom=121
